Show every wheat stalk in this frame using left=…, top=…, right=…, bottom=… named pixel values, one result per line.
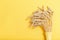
left=27, top=6, right=53, bottom=40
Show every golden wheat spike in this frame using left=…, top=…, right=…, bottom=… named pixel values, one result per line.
left=27, top=6, right=53, bottom=40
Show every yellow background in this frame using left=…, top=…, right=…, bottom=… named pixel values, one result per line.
left=0, top=0, right=59, bottom=40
